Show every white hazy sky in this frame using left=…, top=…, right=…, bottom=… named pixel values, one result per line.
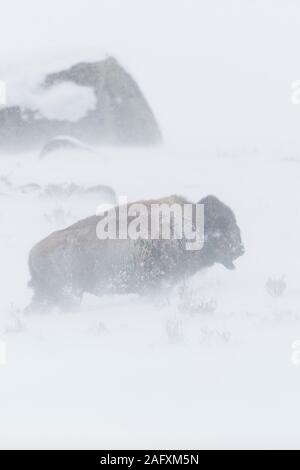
left=1, top=0, right=300, bottom=150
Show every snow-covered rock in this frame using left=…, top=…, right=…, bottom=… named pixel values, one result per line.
left=0, top=55, right=162, bottom=153
left=39, top=136, right=97, bottom=158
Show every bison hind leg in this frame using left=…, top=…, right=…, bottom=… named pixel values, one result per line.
left=26, top=281, right=83, bottom=314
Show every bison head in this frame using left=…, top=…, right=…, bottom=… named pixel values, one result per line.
left=198, top=195, right=245, bottom=270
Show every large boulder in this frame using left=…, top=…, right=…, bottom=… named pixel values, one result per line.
left=0, top=55, right=162, bottom=153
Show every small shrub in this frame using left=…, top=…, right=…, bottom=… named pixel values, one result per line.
left=199, top=327, right=231, bottom=345
left=266, top=276, right=287, bottom=298
left=96, top=321, right=108, bottom=335
left=165, top=316, right=183, bottom=344
left=4, top=304, right=27, bottom=334
left=178, top=282, right=217, bottom=315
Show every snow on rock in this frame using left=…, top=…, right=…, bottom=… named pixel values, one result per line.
left=39, top=136, right=97, bottom=158
left=0, top=51, right=162, bottom=153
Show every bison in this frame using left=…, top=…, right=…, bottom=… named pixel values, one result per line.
left=27, top=195, right=244, bottom=311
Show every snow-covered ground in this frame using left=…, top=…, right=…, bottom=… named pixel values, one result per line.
left=2, top=0, right=300, bottom=451
left=0, top=145, right=300, bottom=449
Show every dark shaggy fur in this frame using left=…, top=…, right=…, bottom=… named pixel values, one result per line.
left=27, top=195, right=244, bottom=311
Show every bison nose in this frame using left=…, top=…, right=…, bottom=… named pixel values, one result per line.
left=233, top=243, right=245, bottom=258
